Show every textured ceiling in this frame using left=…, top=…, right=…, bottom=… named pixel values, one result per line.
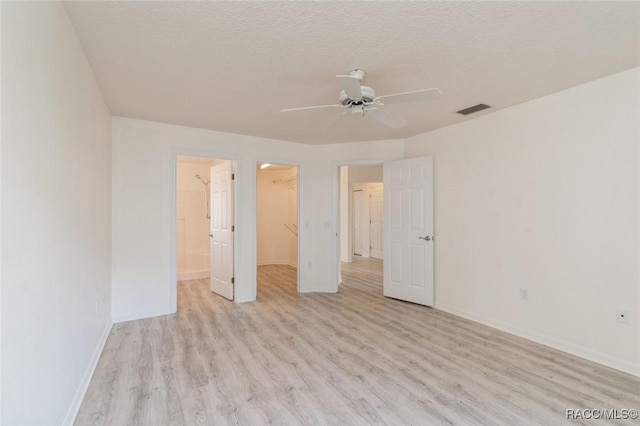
left=64, top=2, right=640, bottom=145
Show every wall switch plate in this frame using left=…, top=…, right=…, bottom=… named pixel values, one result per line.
left=616, top=308, right=630, bottom=324
left=520, top=288, right=529, bottom=301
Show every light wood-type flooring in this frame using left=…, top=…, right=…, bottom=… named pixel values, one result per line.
left=76, top=258, right=640, bottom=425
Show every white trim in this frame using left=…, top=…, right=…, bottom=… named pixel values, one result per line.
left=435, top=303, right=640, bottom=378
left=62, top=320, right=113, bottom=426
left=177, top=271, right=209, bottom=281
left=300, top=287, right=337, bottom=293
left=112, top=308, right=172, bottom=324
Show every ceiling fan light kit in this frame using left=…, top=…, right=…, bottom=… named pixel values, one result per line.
left=281, top=69, right=442, bottom=129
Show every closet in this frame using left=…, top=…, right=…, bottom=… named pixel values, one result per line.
left=256, top=164, right=298, bottom=289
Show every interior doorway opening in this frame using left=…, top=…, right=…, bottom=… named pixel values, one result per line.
left=352, top=182, right=384, bottom=259
left=176, top=155, right=236, bottom=305
left=338, top=164, right=384, bottom=288
left=256, top=162, right=299, bottom=298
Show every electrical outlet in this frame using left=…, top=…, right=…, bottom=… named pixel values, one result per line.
left=616, top=308, right=630, bottom=324
left=520, top=288, right=529, bottom=301
left=307, top=261, right=312, bottom=269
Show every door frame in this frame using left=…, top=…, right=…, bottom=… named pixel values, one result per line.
left=352, top=188, right=366, bottom=257
left=170, top=150, right=239, bottom=311
left=332, top=160, right=384, bottom=287
left=255, top=159, right=303, bottom=294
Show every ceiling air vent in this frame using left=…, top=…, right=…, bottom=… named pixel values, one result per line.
left=456, top=103, right=491, bottom=115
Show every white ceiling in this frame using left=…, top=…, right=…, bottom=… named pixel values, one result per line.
left=64, top=2, right=640, bottom=145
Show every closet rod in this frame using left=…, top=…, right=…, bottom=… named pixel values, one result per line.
left=273, top=175, right=297, bottom=184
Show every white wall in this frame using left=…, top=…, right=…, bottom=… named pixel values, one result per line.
left=111, top=116, right=404, bottom=320
left=287, top=172, right=298, bottom=267
left=1, top=2, right=112, bottom=424
left=405, top=68, right=640, bottom=376
left=348, top=164, right=383, bottom=183
left=339, top=167, right=351, bottom=263
left=257, top=167, right=297, bottom=266
left=0, top=4, right=4, bottom=419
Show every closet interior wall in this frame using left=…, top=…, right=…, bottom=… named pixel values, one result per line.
left=257, top=167, right=298, bottom=267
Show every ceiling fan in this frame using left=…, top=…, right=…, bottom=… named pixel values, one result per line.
left=281, top=69, right=442, bottom=129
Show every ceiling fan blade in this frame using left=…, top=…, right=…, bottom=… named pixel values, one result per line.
left=336, top=75, right=363, bottom=99
left=321, top=110, right=350, bottom=134
left=376, top=88, right=442, bottom=105
left=280, top=104, right=341, bottom=112
left=365, top=107, right=407, bottom=129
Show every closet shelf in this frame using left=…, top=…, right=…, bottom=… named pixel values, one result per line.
left=273, top=175, right=297, bottom=189
left=284, top=223, right=298, bottom=236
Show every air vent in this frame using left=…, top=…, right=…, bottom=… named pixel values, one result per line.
left=456, top=103, right=491, bottom=115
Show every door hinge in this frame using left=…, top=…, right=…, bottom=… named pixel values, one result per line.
left=232, top=173, right=235, bottom=180
left=232, top=225, right=235, bottom=232
left=231, top=277, right=235, bottom=284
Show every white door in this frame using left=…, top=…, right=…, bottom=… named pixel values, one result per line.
left=383, top=156, right=434, bottom=306
left=353, top=190, right=364, bottom=256
left=369, top=184, right=384, bottom=259
left=209, top=162, right=234, bottom=300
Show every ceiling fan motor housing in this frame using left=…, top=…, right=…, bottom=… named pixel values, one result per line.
left=340, top=86, right=376, bottom=106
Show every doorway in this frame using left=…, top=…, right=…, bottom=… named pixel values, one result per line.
left=176, top=155, right=236, bottom=303
left=256, top=162, right=299, bottom=297
left=339, top=165, right=384, bottom=261
left=337, top=157, right=434, bottom=307
left=338, top=164, right=384, bottom=289
left=352, top=182, right=384, bottom=259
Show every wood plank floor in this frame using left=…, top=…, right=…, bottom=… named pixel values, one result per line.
left=76, top=258, right=640, bottom=425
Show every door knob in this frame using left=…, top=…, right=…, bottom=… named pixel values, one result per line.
left=209, top=234, right=214, bottom=238
left=418, top=235, right=432, bottom=241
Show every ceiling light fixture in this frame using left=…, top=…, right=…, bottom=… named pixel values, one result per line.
left=260, top=163, right=271, bottom=169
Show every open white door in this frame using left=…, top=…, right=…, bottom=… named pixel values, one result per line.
left=383, top=156, right=434, bottom=306
left=369, top=184, right=384, bottom=259
left=209, top=162, right=234, bottom=300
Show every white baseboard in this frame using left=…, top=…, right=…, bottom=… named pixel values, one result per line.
left=177, top=270, right=209, bottom=281
left=300, top=287, right=338, bottom=294
left=435, top=303, right=640, bottom=378
left=112, top=307, right=174, bottom=324
left=62, top=319, right=113, bottom=426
